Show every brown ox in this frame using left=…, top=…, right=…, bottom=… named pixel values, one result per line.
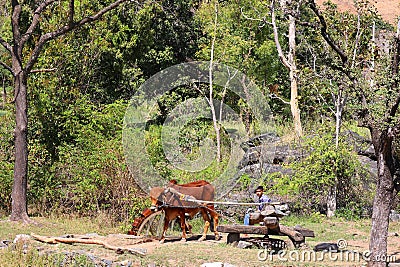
left=150, top=180, right=219, bottom=243
left=127, top=208, right=153, bottom=235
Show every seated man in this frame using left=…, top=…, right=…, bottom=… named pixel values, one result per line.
left=244, top=186, right=271, bottom=225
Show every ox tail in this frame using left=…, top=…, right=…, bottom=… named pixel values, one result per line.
left=205, top=209, right=214, bottom=232
left=210, top=218, right=214, bottom=232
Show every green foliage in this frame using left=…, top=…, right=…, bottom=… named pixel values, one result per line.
left=22, top=97, right=149, bottom=219
left=335, top=201, right=368, bottom=220
left=1, top=0, right=396, bottom=223
left=0, top=108, right=13, bottom=212
left=195, top=0, right=288, bottom=117
left=309, top=211, right=326, bottom=223
left=271, top=124, right=372, bottom=215
left=237, top=173, right=252, bottom=190
left=0, top=243, right=95, bottom=267
left=144, top=121, right=231, bottom=184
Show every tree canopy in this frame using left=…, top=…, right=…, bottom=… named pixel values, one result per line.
left=1, top=1, right=399, bottom=266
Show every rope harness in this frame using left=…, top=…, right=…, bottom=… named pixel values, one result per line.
left=162, top=187, right=282, bottom=207
left=158, top=187, right=283, bottom=225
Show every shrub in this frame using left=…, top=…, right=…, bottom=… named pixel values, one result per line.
left=0, top=110, right=13, bottom=213
left=271, top=126, right=373, bottom=216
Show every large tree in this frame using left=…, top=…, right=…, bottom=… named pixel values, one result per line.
left=0, top=0, right=130, bottom=223
left=271, top=0, right=303, bottom=138
left=306, top=1, right=400, bottom=266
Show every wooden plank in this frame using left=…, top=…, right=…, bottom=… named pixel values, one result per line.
left=217, top=224, right=314, bottom=244
left=261, top=209, right=286, bottom=218
left=217, top=225, right=269, bottom=235
left=293, top=225, right=315, bottom=237
left=263, top=217, right=279, bottom=229
left=268, top=225, right=304, bottom=242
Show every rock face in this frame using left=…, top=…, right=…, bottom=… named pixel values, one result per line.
left=238, top=133, right=300, bottom=180
left=238, top=131, right=378, bottom=180
left=225, top=131, right=384, bottom=217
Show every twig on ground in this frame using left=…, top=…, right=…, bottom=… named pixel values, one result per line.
left=30, top=233, right=149, bottom=256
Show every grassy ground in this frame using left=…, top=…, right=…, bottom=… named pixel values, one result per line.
left=0, top=214, right=399, bottom=266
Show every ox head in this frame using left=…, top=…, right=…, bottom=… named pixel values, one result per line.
left=149, top=187, right=166, bottom=211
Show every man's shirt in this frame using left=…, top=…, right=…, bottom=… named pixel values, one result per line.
left=258, top=194, right=271, bottom=211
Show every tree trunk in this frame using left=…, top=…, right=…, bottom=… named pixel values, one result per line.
left=208, top=1, right=221, bottom=162
left=10, top=71, right=31, bottom=223
left=2, top=0, right=130, bottom=223
left=272, top=0, right=303, bottom=138
left=368, top=129, right=395, bottom=267
left=327, top=88, right=346, bottom=217
left=288, top=13, right=302, bottom=138
left=326, top=185, right=337, bottom=217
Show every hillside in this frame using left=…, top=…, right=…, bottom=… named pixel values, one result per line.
left=316, top=0, right=400, bottom=25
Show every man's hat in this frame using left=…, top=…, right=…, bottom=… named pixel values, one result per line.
left=254, top=186, right=264, bottom=193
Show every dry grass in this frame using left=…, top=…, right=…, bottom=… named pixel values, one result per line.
left=0, top=215, right=399, bottom=266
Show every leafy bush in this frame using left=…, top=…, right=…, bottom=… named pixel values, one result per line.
left=0, top=110, right=13, bottom=213
left=144, top=120, right=231, bottom=184
left=22, top=98, right=149, bottom=221
left=271, top=125, right=373, bottom=216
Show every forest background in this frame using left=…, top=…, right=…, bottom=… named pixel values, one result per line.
left=0, top=0, right=399, bottom=232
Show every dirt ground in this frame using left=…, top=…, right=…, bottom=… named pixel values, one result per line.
left=1, top=217, right=399, bottom=266
left=18, top=230, right=400, bottom=267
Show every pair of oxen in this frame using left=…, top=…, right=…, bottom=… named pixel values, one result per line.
left=146, top=180, right=220, bottom=243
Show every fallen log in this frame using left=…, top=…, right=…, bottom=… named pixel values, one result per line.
left=263, top=217, right=279, bottom=229
left=269, top=225, right=304, bottom=242
left=293, top=225, right=315, bottom=237
left=216, top=225, right=269, bottom=235
left=30, top=233, right=148, bottom=256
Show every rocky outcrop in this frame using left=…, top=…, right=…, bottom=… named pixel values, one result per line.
left=238, top=130, right=378, bottom=179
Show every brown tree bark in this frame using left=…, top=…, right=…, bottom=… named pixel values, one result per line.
left=368, top=129, right=396, bottom=267
left=308, top=2, right=400, bottom=266
left=1, top=0, right=130, bottom=223
left=10, top=70, right=32, bottom=223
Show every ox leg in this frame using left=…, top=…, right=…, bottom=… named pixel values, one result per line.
left=160, top=216, right=170, bottom=244
left=209, top=209, right=220, bottom=240
left=179, top=212, right=187, bottom=242
left=198, top=210, right=210, bottom=241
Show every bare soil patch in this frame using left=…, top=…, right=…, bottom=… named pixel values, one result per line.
left=1, top=217, right=399, bottom=266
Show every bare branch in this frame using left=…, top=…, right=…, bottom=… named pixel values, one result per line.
left=269, top=93, right=290, bottom=105
left=0, top=61, right=13, bottom=75
left=11, top=0, right=22, bottom=43
left=308, top=0, right=348, bottom=64
left=351, top=13, right=363, bottom=69
left=240, top=7, right=269, bottom=27
left=25, top=0, right=130, bottom=73
left=0, top=36, right=12, bottom=53
left=271, top=0, right=292, bottom=70
left=30, top=68, right=57, bottom=73
left=20, top=0, right=57, bottom=46
left=219, top=67, right=238, bottom=122
left=388, top=20, right=400, bottom=119
left=69, top=0, right=75, bottom=25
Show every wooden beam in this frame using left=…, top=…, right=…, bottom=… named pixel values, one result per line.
left=294, top=225, right=315, bottom=237
left=217, top=225, right=269, bottom=235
